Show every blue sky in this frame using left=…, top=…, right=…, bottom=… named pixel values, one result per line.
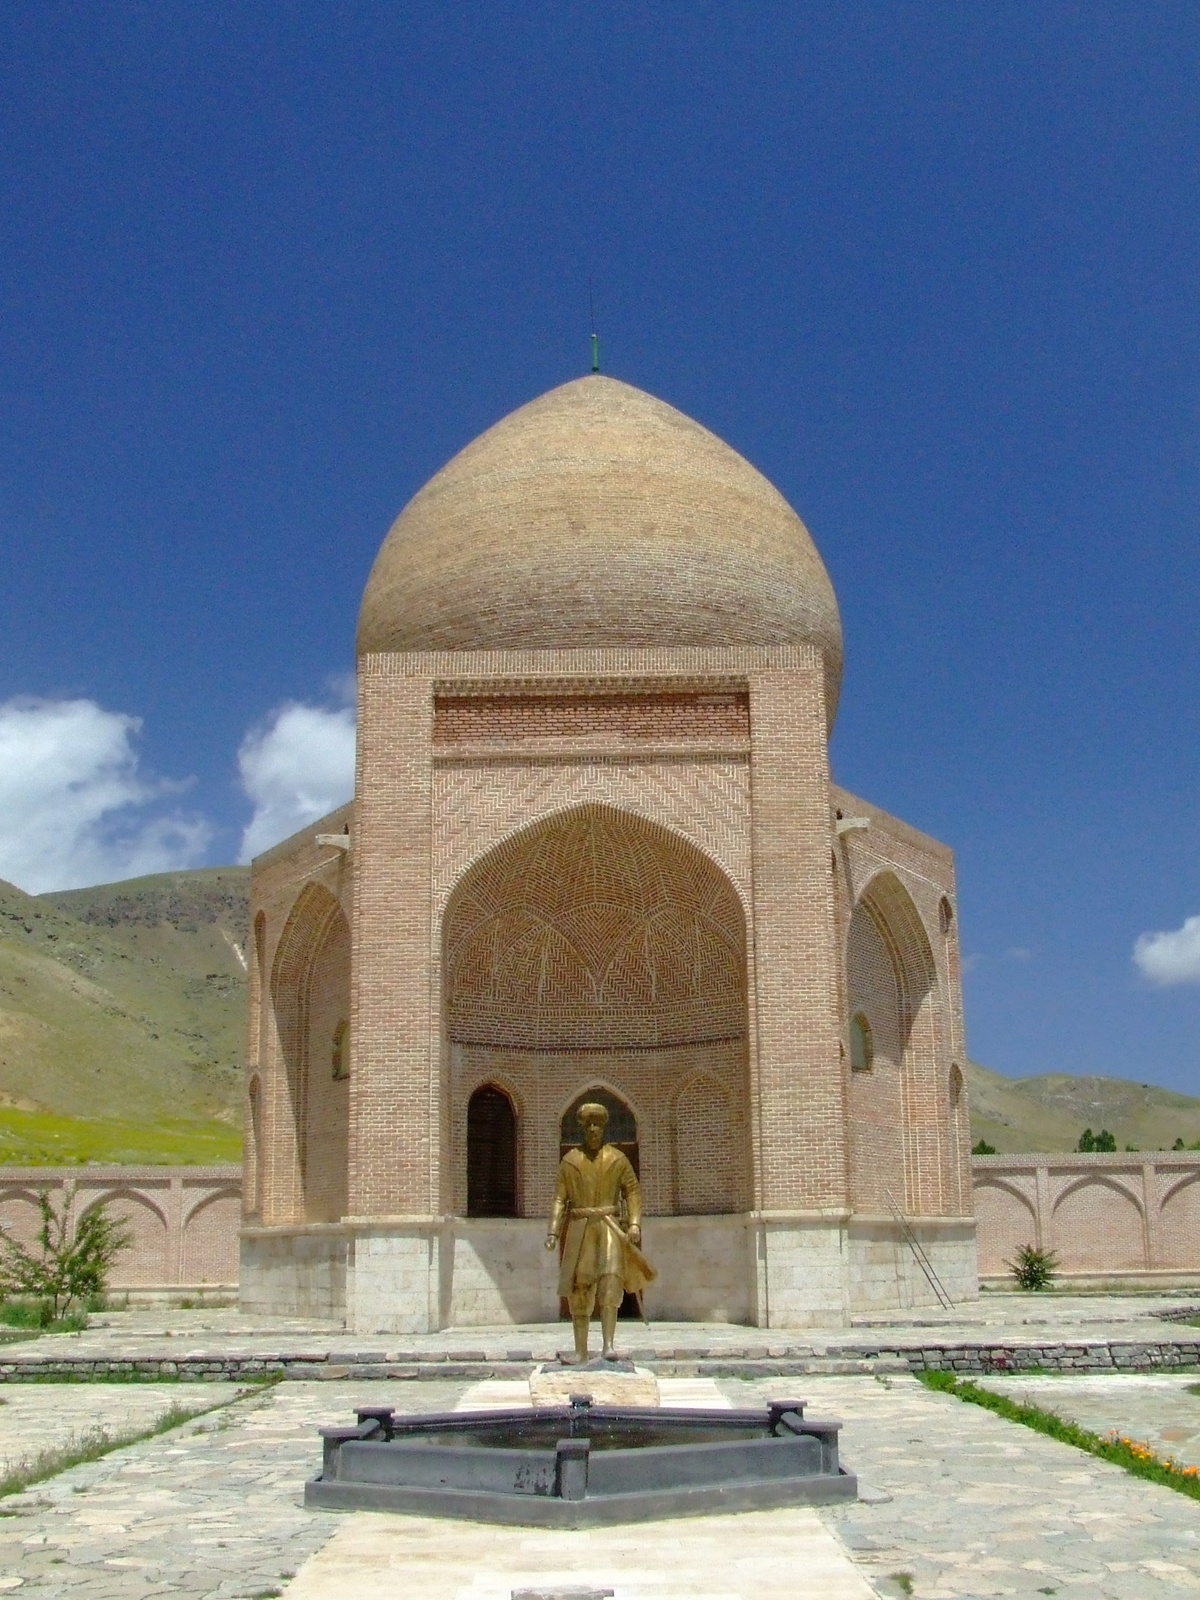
left=0, top=3, right=1197, bottom=1092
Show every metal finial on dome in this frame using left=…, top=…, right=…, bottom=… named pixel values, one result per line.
left=589, top=279, right=600, bottom=373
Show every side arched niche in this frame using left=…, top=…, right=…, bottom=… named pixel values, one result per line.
left=846, top=871, right=948, bottom=1216
left=443, top=802, right=750, bottom=1220
left=466, top=1083, right=520, bottom=1217
left=270, top=883, right=351, bottom=1225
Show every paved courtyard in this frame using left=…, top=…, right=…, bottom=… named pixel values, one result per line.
left=4, top=1291, right=1198, bottom=1379
left=1, top=1365, right=1199, bottom=1598
left=977, top=1371, right=1200, bottom=1473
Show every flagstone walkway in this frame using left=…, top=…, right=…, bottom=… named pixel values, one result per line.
left=0, top=1371, right=1198, bottom=1598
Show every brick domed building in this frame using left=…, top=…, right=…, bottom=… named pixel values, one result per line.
left=241, top=375, right=977, bottom=1332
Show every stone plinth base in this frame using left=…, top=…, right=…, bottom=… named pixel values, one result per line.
left=239, top=1212, right=979, bottom=1331
left=528, top=1362, right=660, bottom=1407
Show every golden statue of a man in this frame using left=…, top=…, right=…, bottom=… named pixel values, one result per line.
left=545, top=1101, right=656, bottom=1363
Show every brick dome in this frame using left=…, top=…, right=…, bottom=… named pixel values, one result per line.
left=357, top=375, right=843, bottom=720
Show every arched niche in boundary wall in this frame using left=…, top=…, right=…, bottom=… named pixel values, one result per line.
left=181, top=1188, right=241, bottom=1283
left=1050, top=1176, right=1146, bottom=1272
left=81, top=1190, right=169, bottom=1285
left=270, top=883, right=351, bottom=1225
left=972, top=1179, right=1038, bottom=1275
left=1160, top=1173, right=1200, bottom=1270
left=443, top=802, right=750, bottom=1221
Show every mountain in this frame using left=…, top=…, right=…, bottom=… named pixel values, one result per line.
left=963, top=1059, right=1200, bottom=1154
left=0, top=868, right=248, bottom=1163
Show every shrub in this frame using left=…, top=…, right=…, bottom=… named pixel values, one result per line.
left=0, top=1190, right=131, bottom=1322
left=1007, top=1243, right=1059, bottom=1291
left=971, top=1139, right=996, bottom=1155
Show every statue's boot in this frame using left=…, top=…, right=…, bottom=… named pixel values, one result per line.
left=572, top=1315, right=590, bottom=1364
left=600, top=1303, right=619, bottom=1360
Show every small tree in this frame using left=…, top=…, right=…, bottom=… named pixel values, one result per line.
left=0, top=1190, right=131, bottom=1322
left=1077, top=1128, right=1117, bottom=1153
left=971, top=1139, right=997, bottom=1155
left=1007, top=1243, right=1059, bottom=1292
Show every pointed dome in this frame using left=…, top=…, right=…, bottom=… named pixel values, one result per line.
left=357, top=375, right=842, bottom=721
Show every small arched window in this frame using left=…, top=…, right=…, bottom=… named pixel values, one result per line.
left=331, top=1019, right=350, bottom=1080
left=850, top=1012, right=874, bottom=1072
left=939, top=896, right=955, bottom=935
left=949, top=1062, right=964, bottom=1107
left=467, top=1084, right=518, bottom=1217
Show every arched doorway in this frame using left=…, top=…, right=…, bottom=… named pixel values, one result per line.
left=466, top=1084, right=518, bottom=1217
left=443, top=802, right=750, bottom=1224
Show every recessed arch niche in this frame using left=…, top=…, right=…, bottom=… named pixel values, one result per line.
left=466, top=1084, right=519, bottom=1217
left=846, top=871, right=944, bottom=1216
left=442, top=802, right=750, bottom=1219
left=270, top=883, right=351, bottom=1225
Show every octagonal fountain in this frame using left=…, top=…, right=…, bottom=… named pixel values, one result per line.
left=307, top=1393, right=856, bottom=1527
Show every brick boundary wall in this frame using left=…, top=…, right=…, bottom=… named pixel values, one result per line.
left=3, top=1150, right=1198, bottom=1301
left=0, top=1167, right=241, bottom=1293
left=972, top=1151, right=1200, bottom=1286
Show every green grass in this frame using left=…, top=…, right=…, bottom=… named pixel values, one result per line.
left=0, top=1104, right=240, bottom=1165
left=918, top=1371, right=1200, bottom=1499
left=0, top=1390, right=251, bottom=1498
left=0, top=1300, right=87, bottom=1333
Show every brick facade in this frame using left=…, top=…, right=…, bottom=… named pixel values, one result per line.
left=240, top=376, right=979, bottom=1331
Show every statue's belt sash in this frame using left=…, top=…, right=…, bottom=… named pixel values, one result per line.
left=562, top=1204, right=657, bottom=1292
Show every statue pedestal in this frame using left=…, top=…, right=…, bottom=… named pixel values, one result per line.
left=528, top=1359, right=660, bottom=1408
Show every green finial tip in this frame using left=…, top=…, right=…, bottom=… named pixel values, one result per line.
left=590, top=331, right=600, bottom=373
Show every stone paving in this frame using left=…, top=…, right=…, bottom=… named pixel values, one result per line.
left=4, top=1294, right=1199, bottom=1383
left=1, top=1371, right=1199, bottom=1597
left=977, top=1372, right=1200, bottom=1472
left=0, top=1384, right=244, bottom=1480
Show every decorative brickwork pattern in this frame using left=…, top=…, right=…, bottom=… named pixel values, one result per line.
left=432, top=755, right=752, bottom=912
left=302, top=906, right=351, bottom=1223
left=674, top=1073, right=743, bottom=1214
left=433, top=690, right=750, bottom=752
left=834, top=789, right=971, bottom=1219
left=444, top=803, right=745, bottom=1050
left=845, top=896, right=906, bottom=1213
left=442, top=803, right=750, bottom=1220
left=1161, top=1172, right=1200, bottom=1269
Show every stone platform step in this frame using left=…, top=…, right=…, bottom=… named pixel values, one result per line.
left=2, top=1335, right=1199, bottom=1383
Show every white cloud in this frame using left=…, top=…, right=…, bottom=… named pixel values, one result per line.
left=0, top=697, right=211, bottom=894
left=1134, top=916, right=1200, bottom=986
left=237, top=703, right=356, bottom=862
